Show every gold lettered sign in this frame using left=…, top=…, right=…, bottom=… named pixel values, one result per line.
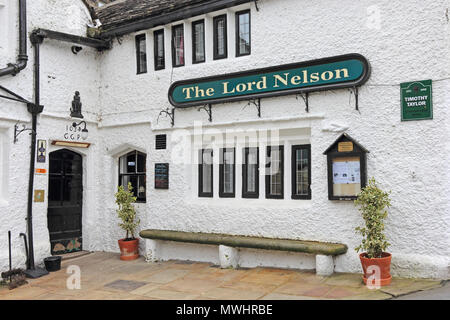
left=338, top=141, right=353, bottom=152
left=34, top=190, right=45, bottom=202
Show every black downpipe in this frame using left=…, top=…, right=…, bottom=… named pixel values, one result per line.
left=0, top=0, right=28, bottom=77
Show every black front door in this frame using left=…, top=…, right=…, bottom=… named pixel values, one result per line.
left=48, top=149, right=83, bottom=255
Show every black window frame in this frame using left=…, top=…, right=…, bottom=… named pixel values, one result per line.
left=198, top=149, right=213, bottom=198
left=171, top=24, right=185, bottom=68
left=213, top=14, right=228, bottom=60
left=135, top=34, right=147, bottom=74
left=242, top=147, right=259, bottom=198
left=153, top=29, right=165, bottom=71
left=265, top=146, right=284, bottom=199
left=192, top=19, right=206, bottom=64
left=118, top=150, right=147, bottom=203
left=235, top=9, right=251, bottom=57
left=219, top=147, right=235, bottom=198
left=291, top=144, right=312, bottom=200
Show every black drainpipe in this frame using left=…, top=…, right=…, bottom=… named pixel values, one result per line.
left=0, top=0, right=28, bottom=77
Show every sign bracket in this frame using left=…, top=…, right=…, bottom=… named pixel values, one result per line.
left=157, top=107, right=175, bottom=127
left=254, top=0, right=260, bottom=11
left=198, top=104, right=212, bottom=122
left=296, top=92, right=309, bottom=113
left=349, top=87, right=359, bottom=111
left=244, top=98, right=261, bottom=117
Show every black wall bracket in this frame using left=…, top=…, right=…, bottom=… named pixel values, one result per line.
left=296, top=92, right=309, bottom=113
left=157, top=107, right=175, bottom=127
left=349, top=87, right=359, bottom=111
left=254, top=0, right=260, bottom=11
left=198, top=104, right=212, bottom=122
left=14, top=122, right=35, bottom=144
left=243, top=98, right=261, bottom=117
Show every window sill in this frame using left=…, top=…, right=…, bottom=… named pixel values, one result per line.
left=188, top=197, right=312, bottom=209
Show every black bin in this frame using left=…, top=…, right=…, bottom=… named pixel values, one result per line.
left=44, top=256, right=62, bottom=272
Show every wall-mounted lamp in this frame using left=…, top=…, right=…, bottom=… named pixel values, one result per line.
left=72, top=120, right=89, bottom=140
left=70, top=91, right=83, bottom=118
left=14, top=122, right=35, bottom=144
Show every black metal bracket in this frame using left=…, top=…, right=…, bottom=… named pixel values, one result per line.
left=254, top=0, right=260, bottom=11
left=14, top=122, right=35, bottom=144
left=0, top=85, right=33, bottom=105
left=296, top=92, right=309, bottom=113
left=157, top=107, right=175, bottom=127
left=243, top=98, right=261, bottom=117
left=198, top=104, right=212, bottom=122
left=349, top=87, right=359, bottom=111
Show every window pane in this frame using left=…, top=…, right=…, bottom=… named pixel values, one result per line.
left=245, top=148, right=258, bottom=193
left=295, top=148, right=309, bottom=195
left=237, top=12, right=250, bottom=55
left=173, top=25, right=184, bottom=66
left=137, top=152, right=146, bottom=173
left=223, top=149, right=234, bottom=194
left=154, top=30, right=165, bottom=69
left=214, top=16, right=227, bottom=59
left=217, top=19, right=225, bottom=56
left=136, top=35, right=147, bottom=73
left=269, top=148, right=282, bottom=196
left=200, top=149, right=213, bottom=195
left=137, top=175, right=146, bottom=199
left=193, top=21, right=205, bottom=62
left=126, top=152, right=136, bottom=173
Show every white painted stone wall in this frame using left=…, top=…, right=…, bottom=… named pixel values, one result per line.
left=0, top=0, right=101, bottom=271
left=99, top=0, right=450, bottom=279
left=0, top=0, right=449, bottom=280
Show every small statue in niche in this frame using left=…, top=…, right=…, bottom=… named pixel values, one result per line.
left=71, top=91, right=83, bottom=118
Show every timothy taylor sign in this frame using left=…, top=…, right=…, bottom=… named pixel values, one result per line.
left=168, top=54, right=370, bottom=108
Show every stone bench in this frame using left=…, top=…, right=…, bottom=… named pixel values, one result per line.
left=139, top=229, right=348, bottom=276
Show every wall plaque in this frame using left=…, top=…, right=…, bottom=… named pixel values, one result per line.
left=34, top=190, right=45, bottom=202
left=401, top=80, right=432, bottom=121
left=37, top=139, right=46, bottom=163
left=155, top=163, right=169, bottom=189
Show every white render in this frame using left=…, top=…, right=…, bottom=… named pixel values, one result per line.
left=0, top=0, right=449, bottom=280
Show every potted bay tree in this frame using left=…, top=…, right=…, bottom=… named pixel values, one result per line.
left=354, top=178, right=392, bottom=286
left=115, top=182, right=140, bottom=261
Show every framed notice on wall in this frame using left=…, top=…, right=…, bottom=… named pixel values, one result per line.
left=155, top=163, right=169, bottom=189
left=324, top=133, right=368, bottom=200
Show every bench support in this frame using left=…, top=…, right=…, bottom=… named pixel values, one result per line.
left=315, top=254, right=334, bottom=276
left=145, top=239, right=160, bottom=262
left=219, top=245, right=239, bottom=268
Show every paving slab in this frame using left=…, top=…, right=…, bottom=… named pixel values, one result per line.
left=0, top=252, right=444, bottom=300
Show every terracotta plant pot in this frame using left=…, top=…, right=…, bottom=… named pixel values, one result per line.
left=359, top=252, right=392, bottom=286
left=118, top=238, right=139, bottom=261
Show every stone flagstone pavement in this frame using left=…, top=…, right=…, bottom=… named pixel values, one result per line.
left=0, top=252, right=445, bottom=300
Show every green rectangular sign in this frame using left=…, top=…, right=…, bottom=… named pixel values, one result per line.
left=401, top=80, right=433, bottom=121
left=168, top=54, right=370, bottom=108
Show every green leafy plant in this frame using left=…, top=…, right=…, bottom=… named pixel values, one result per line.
left=115, top=182, right=140, bottom=240
left=354, top=178, right=391, bottom=258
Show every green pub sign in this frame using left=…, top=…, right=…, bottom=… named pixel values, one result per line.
left=401, top=80, right=433, bottom=121
left=168, top=54, right=370, bottom=108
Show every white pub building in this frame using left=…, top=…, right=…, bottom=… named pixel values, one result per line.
left=0, top=0, right=449, bottom=279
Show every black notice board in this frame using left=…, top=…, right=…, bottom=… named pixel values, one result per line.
left=155, top=163, right=169, bottom=189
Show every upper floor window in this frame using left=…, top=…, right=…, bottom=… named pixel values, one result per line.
left=242, top=147, right=259, bottom=198
left=213, top=15, right=227, bottom=60
left=219, top=148, right=235, bottom=197
left=135, top=34, right=147, bottom=74
left=199, top=149, right=213, bottom=197
left=192, top=20, right=205, bottom=64
left=291, top=145, right=311, bottom=199
left=154, top=29, right=165, bottom=70
left=236, top=10, right=250, bottom=57
left=266, top=146, right=284, bottom=199
left=119, top=150, right=146, bottom=202
left=172, top=24, right=185, bottom=67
